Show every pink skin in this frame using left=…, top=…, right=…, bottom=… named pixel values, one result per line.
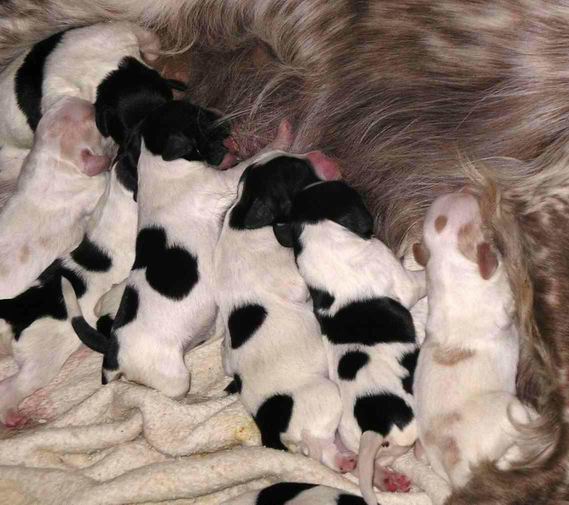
left=4, top=409, right=28, bottom=428
left=379, top=467, right=412, bottom=493
left=80, top=149, right=112, bottom=176
left=306, top=150, right=342, bottom=181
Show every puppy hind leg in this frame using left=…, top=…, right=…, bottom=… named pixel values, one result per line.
left=300, top=430, right=357, bottom=473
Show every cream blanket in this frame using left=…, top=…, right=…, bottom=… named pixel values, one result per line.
left=0, top=292, right=451, bottom=505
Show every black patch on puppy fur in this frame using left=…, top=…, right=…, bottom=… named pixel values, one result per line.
left=96, top=315, right=114, bottom=337
left=71, top=236, right=112, bottom=272
left=308, top=286, right=335, bottom=311
left=0, top=261, right=68, bottom=340
left=139, top=100, right=230, bottom=165
left=15, top=31, right=64, bottom=131
left=319, top=298, right=416, bottom=346
left=133, top=227, right=199, bottom=301
left=354, top=393, right=414, bottom=436
left=113, top=285, right=139, bottom=329
left=338, top=351, right=370, bottom=380
left=229, top=156, right=320, bottom=230
left=224, top=374, right=242, bottom=394
left=336, top=494, right=367, bottom=505
left=291, top=181, right=374, bottom=240
left=95, top=57, right=174, bottom=145
left=254, top=394, right=294, bottom=451
left=228, top=304, right=267, bottom=349
left=400, top=349, right=419, bottom=395
left=256, top=482, right=317, bottom=505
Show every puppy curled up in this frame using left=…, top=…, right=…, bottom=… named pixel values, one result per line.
left=283, top=180, right=425, bottom=503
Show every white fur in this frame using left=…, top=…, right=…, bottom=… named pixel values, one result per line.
left=0, top=21, right=159, bottom=149
left=295, top=217, right=425, bottom=504
left=0, top=165, right=137, bottom=424
left=214, top=156, right=348, bottom=473
left=0, top=96, right=110, bottom=299
left=413, top=192, right=535, bottom=488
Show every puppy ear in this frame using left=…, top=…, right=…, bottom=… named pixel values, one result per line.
left=95, top=106, right=113, bottom=138
left=273, top=222, right=293, bottom=247
left=413, top=242, right=430, bottom=267
left=162, top=132, right=197, bottom=161
left=476, top=242, right=498, bottom=280
left=335, top=201, right=374, bottom=239
left=80, top=150, right=111, bottom=176
left=240, top=197, right=274, bottom=229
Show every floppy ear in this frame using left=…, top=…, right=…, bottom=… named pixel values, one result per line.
left=335, top=202, right=374, bottom=239
left=162, top=132, right=197, bottom=161
left=413, top=242, right=430, bottom=267
left=273, top=222, right=293, bottom=247
left=476, top=242, right=498, bottom=280
left=95, top=105, right=114, bottom=138
left=240, top=197, right=274, bottom=229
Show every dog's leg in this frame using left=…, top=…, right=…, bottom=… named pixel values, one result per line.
left=300, top=430, right=357, bottom=473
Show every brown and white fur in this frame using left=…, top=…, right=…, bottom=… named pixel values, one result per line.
left=3, top=1, right=569, bottom=503
left=0, top=96, right=111, bottom=299
left=412, top=192, right=543, bottom=489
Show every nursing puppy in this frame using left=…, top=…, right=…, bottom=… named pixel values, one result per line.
left=0, top=96, right=111, bottom=299
left=0, top=21, right=161, bottom=149
left=215, top=154, right=356, bottom=472
left=412, top=192, right=540, bottom=488
left=0, top=156, right=137, bottom=426
left=282, top=181, right=424, bottom=503
left=66, top=100, right=244, bottom=398
left=226, top=482, right=367, bottom=505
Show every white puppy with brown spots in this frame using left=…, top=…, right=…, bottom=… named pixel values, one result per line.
left=412, top=192, right=536, bottom=488
left=0, top=96, right=111, bottom=299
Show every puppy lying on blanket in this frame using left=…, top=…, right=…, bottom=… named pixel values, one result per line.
left=282, top=181, right=425, bottom=503
left=67, top=100, right=244, bottom=398
left=0, top=21, right=163, bottom=149
left=0, top=96, right=111, bottom=299
left=0, top=156, right=137, bottom=426
left=227, top=482, right=367, bottom=505
left=215, top=153, right=357, bottom=472
left=412, top=192, right=541, bottom=488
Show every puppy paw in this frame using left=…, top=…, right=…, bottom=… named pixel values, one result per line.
left=379, top=469, right=411, bottom=493
left=335, top=452, right=357, bottom=473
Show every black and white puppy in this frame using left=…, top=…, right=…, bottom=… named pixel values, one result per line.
left=0, top=156, right=137, bottom=427
left=0, top=21, right=162, bottom=150
left=226, top=482, right=368, bottom=505
left=66, top=100, right=243, bottom=398
left=283, top=181, right=425, bottom=503
left=215, top=155, right=357, bottom=472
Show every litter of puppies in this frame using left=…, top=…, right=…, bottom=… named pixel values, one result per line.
left=0, top=21, right=546, bottom=505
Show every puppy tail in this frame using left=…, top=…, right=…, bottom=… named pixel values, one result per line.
left=61, top=277, right=109, bottom=354
left=358, top=431, right=382, bottom=505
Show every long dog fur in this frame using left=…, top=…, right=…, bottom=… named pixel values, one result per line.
left=2, top=1, right=569, bottom=503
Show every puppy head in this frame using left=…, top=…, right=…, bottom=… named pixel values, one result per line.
left=287, top=180, right=374, bottom=248
left=36, top=96, right=112, bottom=177
left=95, top=57, right=175, bottom=145
left=413, top=192, right=499, bottom=280
left=138, top=100, right=233, bottom=165
left=229, top=154, right=336, bottom=235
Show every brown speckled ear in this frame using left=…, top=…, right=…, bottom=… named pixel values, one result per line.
left=413, top=242, right=430, bottom=267
left=477, top=242, right=498, bottom=280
